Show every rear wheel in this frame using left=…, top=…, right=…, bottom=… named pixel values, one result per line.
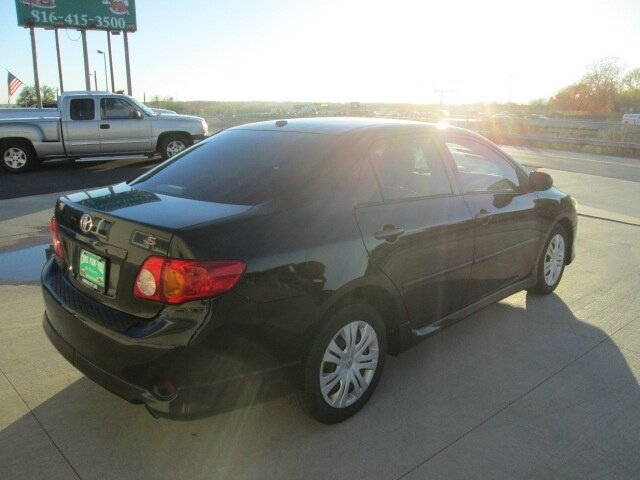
left=302, top=302, right=386, bottom=423
left=530, top=224, right=567, bottom=294
left=1, top=141, right=38, bottom=173
left=158, top=134, right=192, bottom=160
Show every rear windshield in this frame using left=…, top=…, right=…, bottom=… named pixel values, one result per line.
left=131, top=129, right=340, bottom=205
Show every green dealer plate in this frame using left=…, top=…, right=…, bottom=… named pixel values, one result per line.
left=78, top=249, right=107, bottom=292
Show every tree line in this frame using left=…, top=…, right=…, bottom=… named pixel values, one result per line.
left=549, top=57, right=640, bottom=113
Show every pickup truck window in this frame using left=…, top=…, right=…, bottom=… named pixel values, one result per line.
left=70, top=99, right=95, bottom=121
left=101, top=98, right=139, bottom=120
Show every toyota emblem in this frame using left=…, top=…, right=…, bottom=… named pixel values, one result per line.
left=80, top=214, right=93, bottom=233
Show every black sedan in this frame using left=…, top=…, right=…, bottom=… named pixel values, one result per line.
left=42, top=118, right=577, bottom=423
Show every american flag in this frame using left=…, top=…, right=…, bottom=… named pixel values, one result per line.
left=8, top=72, right=24, bottom=101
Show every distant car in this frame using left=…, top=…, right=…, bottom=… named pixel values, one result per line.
left=622, top=113, right=640, bottom=125
left=42, top=118, right=577, bottom=423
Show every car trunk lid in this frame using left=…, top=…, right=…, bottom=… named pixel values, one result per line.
left=54, top=183, right=252, bottom=319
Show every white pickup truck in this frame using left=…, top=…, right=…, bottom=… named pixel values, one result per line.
left=0, top=91, right=208, bottom=173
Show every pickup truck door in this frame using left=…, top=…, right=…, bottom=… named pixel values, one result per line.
left=98, top=98, right=152, bottom=153
left=64, top=98, right=101, bottom=155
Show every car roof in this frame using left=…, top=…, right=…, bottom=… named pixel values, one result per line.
left=232, top=117, right=472, bottom=136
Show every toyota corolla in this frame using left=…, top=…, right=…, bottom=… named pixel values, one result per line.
left=42, top=118, right=577, bottom=423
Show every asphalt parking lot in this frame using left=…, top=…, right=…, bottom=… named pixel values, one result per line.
left=1, top=148, right=639, bottom=479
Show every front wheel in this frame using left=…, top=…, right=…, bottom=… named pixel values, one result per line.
left=529, top=224, right=567, bottom=294
left=1, top=141, right=38, bottom=173
left=302, top=302, right=386, bottom=423
left=158, top=134, right=192, bottom=160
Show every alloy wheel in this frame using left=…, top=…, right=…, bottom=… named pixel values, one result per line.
left=3, top=147, right=27, bottom=170
left=166, top=140, right=186, bottom=157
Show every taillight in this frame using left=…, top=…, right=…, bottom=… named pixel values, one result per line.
left=134, top=256, right=246, bottom=305
left=49, top=217, right=65, bottom=260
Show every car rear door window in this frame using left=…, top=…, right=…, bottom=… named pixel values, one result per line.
left=368, top=135, right=452, bottom=201
left=444, top=138, right=521, bottom=193
left=69, top=99, right=95, bottom=120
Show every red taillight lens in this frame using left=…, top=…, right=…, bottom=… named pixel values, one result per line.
left=49, top=217, right=65, bottom=260
left=134, top=257, right=246, bottom=305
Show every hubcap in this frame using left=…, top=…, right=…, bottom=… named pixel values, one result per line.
left=166, top=140, right=186, bottom=157
left=543, top=233, right=565, bottom=286
left=3, top=147, right=27, bottom=169
left=320, top=321, right=379, bottom=408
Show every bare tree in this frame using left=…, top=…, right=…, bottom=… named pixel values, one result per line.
left=580, top=57, right=622, bottom=112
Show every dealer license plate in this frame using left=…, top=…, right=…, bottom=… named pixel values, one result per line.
left=78, top=249, right=107, bottom=292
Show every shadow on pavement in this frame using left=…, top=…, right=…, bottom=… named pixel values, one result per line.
left=2, top=292, right=638, bottom=479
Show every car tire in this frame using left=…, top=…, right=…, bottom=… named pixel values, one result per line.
left=158, top=134, right=192, bottom=160
left=529, top=223, right=568, bottom=295
left=1, top=141, right=38, bottom=173
left=301, top=301, right=386, bottom=424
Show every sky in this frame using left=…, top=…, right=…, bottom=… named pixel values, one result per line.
left=1, top=0, right=640, bottom=105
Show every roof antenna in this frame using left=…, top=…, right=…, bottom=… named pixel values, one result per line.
left=275, top=120, right=288, bottom=127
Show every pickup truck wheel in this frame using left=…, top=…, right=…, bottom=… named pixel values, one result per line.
left=1, top=142, right=37, bottom=173
left=159, top=135, right=192, bottom=160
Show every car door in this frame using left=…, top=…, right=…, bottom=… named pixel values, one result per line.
left=99, top=97, right=152, bottom=153
left=64, top=98, right=101, bottom=155
left=354, top=133, right=475, bottom=328
left=440, top=135, right=541, bottom=303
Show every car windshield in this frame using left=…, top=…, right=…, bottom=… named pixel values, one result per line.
left=130, top=129, right=341, bottom=205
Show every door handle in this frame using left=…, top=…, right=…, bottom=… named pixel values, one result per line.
left=475, top=209, right=492, bottom=225
left=100, top=124, right=110, bottom=129
left=374, top=226, right=405, bottom=242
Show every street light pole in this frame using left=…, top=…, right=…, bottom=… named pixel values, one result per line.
left=97, top=50, right=108, bottom=92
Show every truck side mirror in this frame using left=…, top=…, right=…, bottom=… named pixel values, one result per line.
left=133, top=110, right=143, bottom=120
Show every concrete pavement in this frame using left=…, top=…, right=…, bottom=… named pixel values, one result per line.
left=0, top=151, right=639, bottom=479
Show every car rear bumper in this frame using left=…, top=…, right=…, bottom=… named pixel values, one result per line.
left=41, top=257, right=299, bottom=419
left=43, top=312, right=159, bottom=406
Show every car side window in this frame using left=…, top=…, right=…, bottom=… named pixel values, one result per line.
left=368, top=135, right=452, bottom=201
left=101, top=98, right=139, bottom=120
left=444, top=138, right=521, bottom=193
left=69, top=99, right=95, bottom=121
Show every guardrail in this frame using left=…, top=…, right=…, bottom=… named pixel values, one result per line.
left=201, top=114, right=640, bottom=157
left=450, top=117, right=640, bottom=156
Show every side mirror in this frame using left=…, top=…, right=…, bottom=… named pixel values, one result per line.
left=529, top=171, right=553, bottom=191
left=133, top=110, right=143, bottom=120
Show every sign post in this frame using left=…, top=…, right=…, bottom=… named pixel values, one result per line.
left=54, top=28, right=64, bottom=92
left=81, top=29, right=91, bottom=90
left=123, top=31, right=132, bottom=95
left=29, top=26, right=42, bottom=108
left=107, top=32, right=115, bottom=92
